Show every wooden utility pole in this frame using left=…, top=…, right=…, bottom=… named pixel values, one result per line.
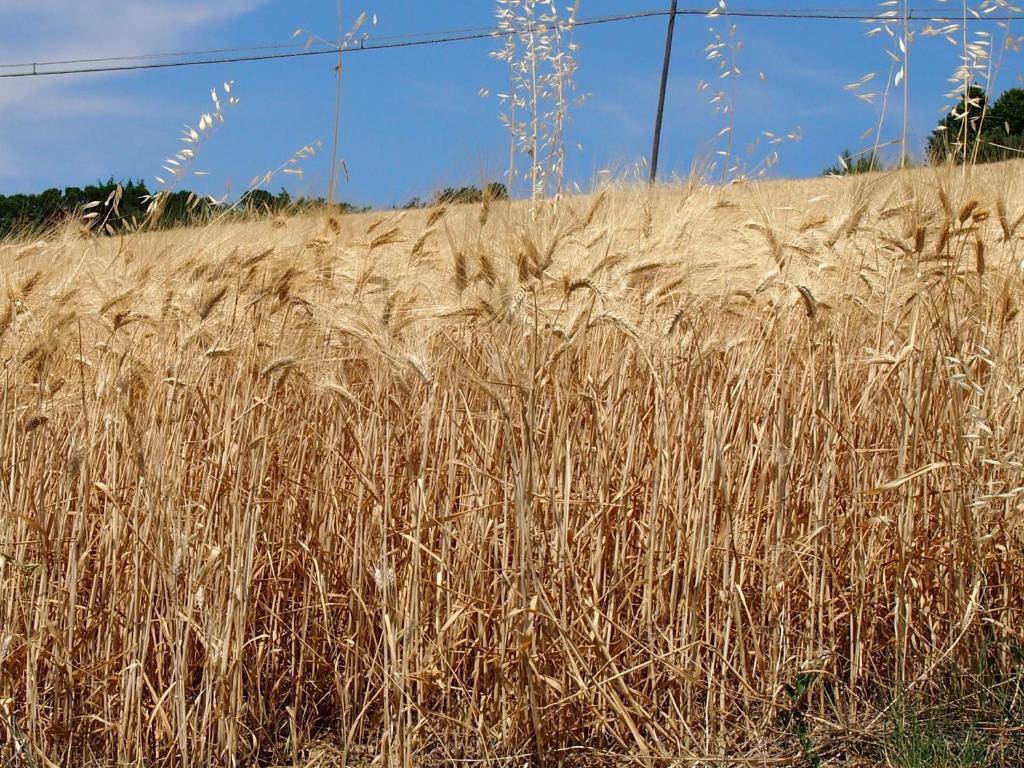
left=328, top=0, right=344, bottom=206
left=650, top=0, right=679, bottom=183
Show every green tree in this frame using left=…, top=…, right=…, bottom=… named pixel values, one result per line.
left=485, top=181, right=509, bottom=200
left=241, top=189, right=276, bottom=213
left=429, top=182, right=509, bottom=206
left=0, top=178, right=364, bottom=237
left=928, top=86, right=1024, bottom=164
left=823, top=149, right=880, bottom=177
left=432, top=186, right=483, bottom=205
left=0, top=178, right=148, bottom=236
left=989, top=88, right=1024, bottom=135
left=928, top=85, right=992, bottom=163
left=980, top=87, right=1024, bottom=161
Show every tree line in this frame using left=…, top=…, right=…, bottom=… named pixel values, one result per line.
left=400, top=182, right=509, bottom=209
left=0, top=180, right=367, bottom=238
left=0, top=178, right=510, bottom=238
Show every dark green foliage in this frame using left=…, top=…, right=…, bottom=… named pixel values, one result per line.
left=0, top=180, right=363, bottom=238
left=158, top=190, right=214, bottom=228
left=928, top=86, right=988, bottom=162
left=416, top=182, right=510, bottom=208
left=485, top=181, right=509, bottom=200
left=287, top=196, right=365, bottom=215
left=928, top=86, right=1024, bottom=164
left=0, top=178, right=152, bottom=237
left=434, top=186, right=482, bottom=205
left=240, top=188, right=282, bottom=214
left=988, top=87, right=1024, bottom=136
left=823, top=149, right=881, bottom=176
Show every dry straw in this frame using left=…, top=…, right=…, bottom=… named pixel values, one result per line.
left=1, top=161, right=1023, bottom=766
left=2, top=1, right=1024, bottom=765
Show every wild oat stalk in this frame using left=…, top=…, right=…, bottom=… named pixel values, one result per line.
left=142, top=81, right=239, bottom=228
left=491, top=0, right=583, bottom=200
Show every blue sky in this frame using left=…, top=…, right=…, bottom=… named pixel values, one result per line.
left=0, top=1, right=1021, bottom=207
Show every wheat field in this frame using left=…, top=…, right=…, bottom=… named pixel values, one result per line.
left=1, top=163, right=1023, bottom=766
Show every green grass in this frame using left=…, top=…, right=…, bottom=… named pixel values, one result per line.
left=887, top=715, right=989, bottom=768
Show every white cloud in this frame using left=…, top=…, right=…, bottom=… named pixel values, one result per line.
left=0, top=1, right=268, bottom=185
left=0, top=1, right=268, bottom=69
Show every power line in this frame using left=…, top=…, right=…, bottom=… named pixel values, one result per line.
left=0, top=9, right=905, bottom=70
left=0, top=7, right=1020, bottom=80
left=0, top=24, right=514, bottom=70
left=0, top=31, right=493, bottom=79
left=0, top=41, right=332, bottom=70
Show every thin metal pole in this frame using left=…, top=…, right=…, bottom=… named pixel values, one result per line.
left=650, top=0, right=678, bottom=183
